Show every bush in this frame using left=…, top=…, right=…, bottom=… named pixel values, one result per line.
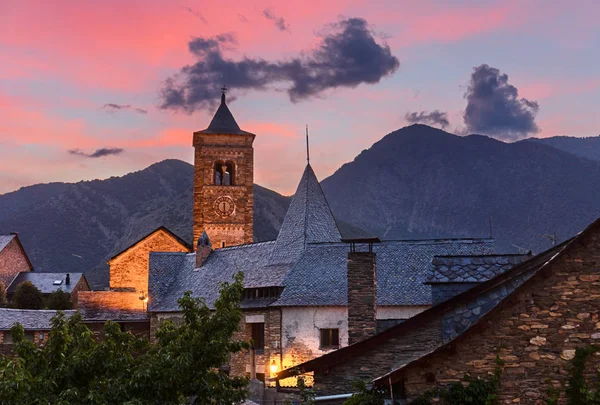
left=45, top=289, right=72, bottom=310
left=13, top=281, right=43, bottom=309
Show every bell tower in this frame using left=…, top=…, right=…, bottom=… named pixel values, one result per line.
left=192, top=89, right=255, bottom=249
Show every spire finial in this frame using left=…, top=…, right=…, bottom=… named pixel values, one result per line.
left=306, top=125, right=310, bottom=164
left=221, top=86, right=227, bottom=104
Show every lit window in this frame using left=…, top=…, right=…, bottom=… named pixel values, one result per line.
left=320, top=328, right=339, bottom=349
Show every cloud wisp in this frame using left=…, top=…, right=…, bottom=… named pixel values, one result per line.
left=183, top=6, right=208, bottom=24
left=102, top=104, right=147, bottom=114
left=159, top=17, right=400, bottom=113
left=464, top=64, right=539, bottom=140
left=68, top=148, right=124, bottom=158
left=405, top=110, right=449, bottom=129
left=262, top=9, right=290, bottom=32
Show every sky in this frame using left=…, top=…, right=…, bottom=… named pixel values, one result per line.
left=1, top=0, right=599, bottom=196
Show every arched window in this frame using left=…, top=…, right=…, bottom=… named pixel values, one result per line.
left=214, top=161, right=235, bottom=186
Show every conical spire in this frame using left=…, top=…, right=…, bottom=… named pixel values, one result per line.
left=268, top=164, right=341, bottom=265
left=197, top=89, right=254, bottom=135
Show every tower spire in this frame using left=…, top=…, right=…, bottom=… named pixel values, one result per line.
left=306, top=125, right=310, bottom=165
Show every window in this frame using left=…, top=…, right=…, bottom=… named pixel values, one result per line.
left=320, top=328, right=339, bottom=349
left=214, top=162, right=235, bottom=186
left=251, top=323, right=265, bottom=352
left=2, top=331, right=34, bottom=344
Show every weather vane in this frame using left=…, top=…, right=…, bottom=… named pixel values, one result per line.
left=221, top=85, right=228, bottom=94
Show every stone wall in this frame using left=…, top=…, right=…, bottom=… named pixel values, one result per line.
left=397, top=232, right=600, bottom=404
left=347, top=252, right=377, bottom=345
left=70, top=276, right=91, bottom=306
left=193, top=132, right=254, bottom=249
left=0, top=236, right=32, bottom=287
left=109, top=229, right=189, bottom=294
left=78, top=291, right=144, bottom=311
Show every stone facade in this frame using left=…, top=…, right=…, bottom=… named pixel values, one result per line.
left=192, top=132, right=255, bottom=249
left=347, top=252, right=377, bottom=345
left=78, top=291, right=145, bottom=311
left=0, top=235, right=33, bottom=287
left=108, top=228, right=189, bottom=294
left=389, top=229, right=600, bottom=404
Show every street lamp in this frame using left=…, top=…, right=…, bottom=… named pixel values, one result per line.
left=270, top=359, right=278, bottom=374
left=138, top=290, right=148, bottom=311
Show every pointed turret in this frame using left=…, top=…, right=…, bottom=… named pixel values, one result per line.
left=269, top=164, right=341, bottom=265
left=196, top=231, right=212, bottom=268
left=196, top=90, right=254, bottom=135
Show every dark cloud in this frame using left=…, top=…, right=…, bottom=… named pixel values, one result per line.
left=464, top=64, right=539, bottom=140
left=262, top=9, right=289, bottom=32
left=102, top=103, right=147, bottom=114
left=183, top=6, right=208, bottom=24
left=68, top=148, right=124, bottom=158
left=405, top=110, right=449, bottom=129
left=159, top=17, right=400, bottom=113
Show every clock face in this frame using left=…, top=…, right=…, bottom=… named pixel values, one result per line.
left=214, top=196, right=235, bottom=217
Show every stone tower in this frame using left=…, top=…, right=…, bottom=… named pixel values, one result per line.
left=192, top=90, right=255, bottom=249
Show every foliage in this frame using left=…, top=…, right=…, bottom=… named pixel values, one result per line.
left=12, top=281, right=43, bottom=309
left=566, top=346, right=600, bottom=405
left=0, top=280, right=6, bottom=306
left=343, top=380, right=385, bottom=405
left=0, top=273, right=249, bottom=404
left=284, top=376, right=315, bottom=405
left=45, top=289, right=73, bottom=310
left=409, top=354, right=504, bottom=405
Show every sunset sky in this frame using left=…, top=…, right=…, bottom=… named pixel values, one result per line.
left=1, top=0, right=599, bottom=195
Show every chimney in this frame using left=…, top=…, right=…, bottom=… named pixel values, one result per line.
left=345, top=237, right=380, bottom=345
left=65, top=273, right=70, bottom=285
left=196, top=231, right=212, bottom=268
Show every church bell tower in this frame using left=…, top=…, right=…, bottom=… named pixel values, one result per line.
left=192, top=89, right=255, bottom=249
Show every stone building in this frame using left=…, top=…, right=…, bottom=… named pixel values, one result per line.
left=275, top=219, right=600, bottom=404
left=107, top=226, right=191, bottom=295
left=6, top=272, right=90, bottom=305
left=148, top=110, right=497, bottom=386
left=0, top=233, right=33, bottom=287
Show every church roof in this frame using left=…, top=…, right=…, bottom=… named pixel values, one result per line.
left=196, top=93, right=254, bottom=136
left=268, top=164, right=342, bottom=266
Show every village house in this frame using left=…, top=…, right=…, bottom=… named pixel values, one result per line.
left=144, top=91, right=513, bottom=387
left=275, top=219, right=600, bottom=404
left=0, top=233, right=33, bottom=287
left=6, top=272, right=90, bottom=305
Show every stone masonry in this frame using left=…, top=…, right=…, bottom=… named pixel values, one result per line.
left=394, top=228, right=600, bottom=404
left=192, top=132, right=255, bottom=250
left=108, top=228, right=189, bottom=294
left=0, top=235, right=32, bottom=287
left=347, top=252, right=377, bottom=345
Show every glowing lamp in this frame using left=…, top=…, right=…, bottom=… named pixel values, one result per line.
left=270, top=360, right=278, bottom=374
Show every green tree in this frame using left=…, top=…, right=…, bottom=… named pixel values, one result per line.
left=343, top=380, right=384, bottom=405
left=12, top=281, right=43, bottom=309
left=0, top=281, right=6, bottom=306
left=45, top=289, right=73, bottom=310
left=0, top=273, right=249, bottom=404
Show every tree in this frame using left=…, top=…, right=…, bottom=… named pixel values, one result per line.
left=343, top=380, right=385, bottom=405
left=0, top=273, right=249, bottom=404
left=45, top=289, right=73, bottom=310
left=0, top=281, right=6, bottom=306
left=12, top=281, right=43, bottom=309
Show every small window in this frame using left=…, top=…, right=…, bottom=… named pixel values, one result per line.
left=320, top=328, right=339, bottom=349
left=2, top=331, right=12, bottom=344
left=251, top=323, right=265, bottom=352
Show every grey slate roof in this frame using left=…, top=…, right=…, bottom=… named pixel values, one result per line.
left=0, top=308, right=77, bottom=330
left=426, top=254, right=531, bottom=284
left=7, top=272, right=85, bottom=294
left=0, top=234, right=16, bottom=252
left=268, top=164, right=342, bottom=266
left=196, top=93, right=254, bottom=135
left=147, top=161, right=497, bottom=311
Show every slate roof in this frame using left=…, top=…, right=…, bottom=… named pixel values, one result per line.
left=148, top=162, right=495, bottom=312
left=268, top=164, right=342, bottom=266
left=426, top=254, right=531, bottom=284
left=195, top=93, right=254, bottom=136
left=0, top=234, right=16, bottom=252
left=7, top=272, right=86, bottom=294
left=0, top=308, right=77, bottom=330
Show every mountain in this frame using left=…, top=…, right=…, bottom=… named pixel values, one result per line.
left=524, top=135, right=600, bottom=162
left=0, top=160, right=362, bottom=289
left=320, top=124, right=600, bottom=254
